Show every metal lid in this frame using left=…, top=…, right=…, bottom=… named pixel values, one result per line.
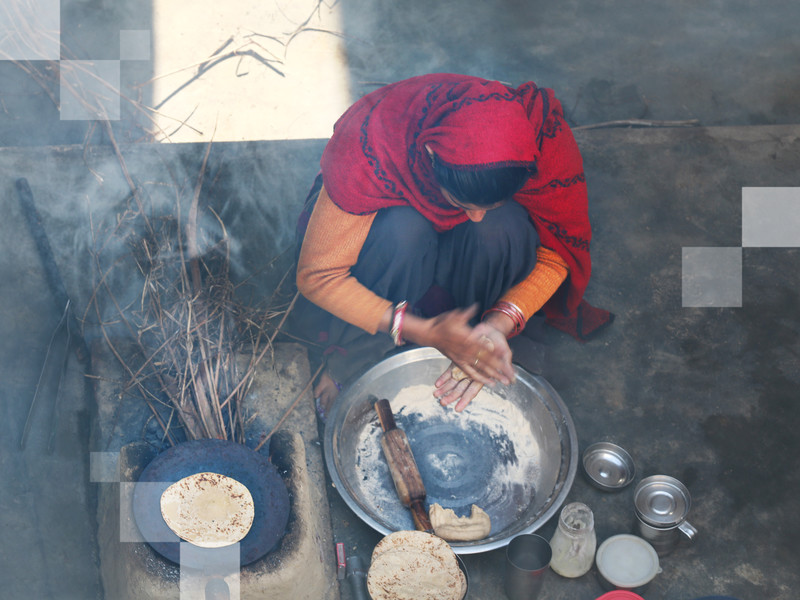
left=582, top=442, right=636, bottom=491
left=633, top=475, right=691, bottom=527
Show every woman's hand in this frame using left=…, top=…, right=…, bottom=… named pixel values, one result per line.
left=403, top=306, right=512, bottom=383
left=462, top=320, right=515, bottom=385
left=431, top=318, right=516, bottom=412
left=434, top=363, right=486, bottom=412
left=386, top=304, right=517, bottom=411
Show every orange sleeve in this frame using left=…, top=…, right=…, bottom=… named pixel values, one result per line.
left=499, top=246, right=570, bottom=322
left=296, top=186, right=392, bottom=334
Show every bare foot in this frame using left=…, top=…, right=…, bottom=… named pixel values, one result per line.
left=313, top=371, right=340, bottom=418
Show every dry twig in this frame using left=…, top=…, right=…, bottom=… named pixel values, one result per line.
left=87, top=143, right=295, bottom=446
left=573, top=118, right=700, bottom=130
left=254, top=361, right=324, bottom=452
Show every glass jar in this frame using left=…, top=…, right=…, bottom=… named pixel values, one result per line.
left=549, top=502, right=597, bottom=577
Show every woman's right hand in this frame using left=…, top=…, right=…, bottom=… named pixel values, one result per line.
left=402, top=305, right=515, bottom=387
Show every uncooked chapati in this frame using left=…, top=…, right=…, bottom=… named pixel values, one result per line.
left=429, top=503, right=491, bottom=542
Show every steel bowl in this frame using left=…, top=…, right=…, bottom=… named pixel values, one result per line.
left=323, top=347, right=578, bottom=554
left=582, top=442, right=636, bottom=491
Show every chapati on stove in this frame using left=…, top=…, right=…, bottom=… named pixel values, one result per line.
left=160, top=471, right=254, bottom=548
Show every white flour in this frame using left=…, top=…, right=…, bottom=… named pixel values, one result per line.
left=352, top=384, right=542, bottom=531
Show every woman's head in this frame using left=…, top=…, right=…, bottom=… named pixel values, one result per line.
left=429, top=148, right=533, bottom=210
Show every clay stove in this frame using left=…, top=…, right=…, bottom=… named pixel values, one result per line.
left=92, top=342, right=337, bottom=600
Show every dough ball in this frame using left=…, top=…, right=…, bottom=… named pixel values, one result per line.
left=429, top=503, right=491, bottom=542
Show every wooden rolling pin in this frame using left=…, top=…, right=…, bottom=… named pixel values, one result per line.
left=374, top=398, right=433, bottom=533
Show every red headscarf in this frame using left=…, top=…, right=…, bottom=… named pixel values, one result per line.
left=321, top=74, right=612, bottom=340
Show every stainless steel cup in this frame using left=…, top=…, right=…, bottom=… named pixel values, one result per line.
left=634, top=475, right=698, bottom=556
left=504, top=534, right=552, bottom=600
left=635, top=517, right=697, bottom=557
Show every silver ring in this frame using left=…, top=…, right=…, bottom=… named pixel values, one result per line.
left=473, top=357, right=480, bottom=368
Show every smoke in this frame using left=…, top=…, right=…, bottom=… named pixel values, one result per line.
left=73, top=141, right=318, bottom=339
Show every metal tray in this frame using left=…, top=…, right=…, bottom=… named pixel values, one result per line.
left=323, top=347, right=578, bottom=554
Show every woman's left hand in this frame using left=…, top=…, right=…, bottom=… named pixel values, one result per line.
left=434, top=362, right=486, bottom=412
left=433, top=321, right=515, bottom=412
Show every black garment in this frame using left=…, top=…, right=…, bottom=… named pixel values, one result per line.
left=435, top=201, right=539, bottom=314
left=292, top=197, right=540, bottom=385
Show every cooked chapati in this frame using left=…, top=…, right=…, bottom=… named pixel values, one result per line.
left=368, top=530, right=466, bottom=600
left=160, top=472, right=254, bottom=548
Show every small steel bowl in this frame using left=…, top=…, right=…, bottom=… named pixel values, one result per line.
left=582, top=442, right=636, bottom=491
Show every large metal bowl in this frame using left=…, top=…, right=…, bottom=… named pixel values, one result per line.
left=323, top=347, right=578, bottom=554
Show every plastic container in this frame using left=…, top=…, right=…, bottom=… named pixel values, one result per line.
left=595, top=592, right=646, bottom=600
left=595, top=534, right=660, bottom=593
left=549, top=502, right=597, bottom=578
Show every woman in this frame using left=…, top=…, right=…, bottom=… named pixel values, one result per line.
left=294, top=73, right=612, bottom=414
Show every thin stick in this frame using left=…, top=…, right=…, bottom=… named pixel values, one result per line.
left=283, top=27, right=348, bottom=57
left=219, top=291, right=299, bottom=410
left=162, top=409, right=175, bottom=443
left=186, top=138, right=214, bottom=292
left=211, top=312, right=227, bottom=432
left=95, top=304, right=176, bottom=446
left=20, top=300, right=71, bottom=450
left=136, top=39, right=285, bottom=90
left=573, top=118, right=700, bottom=130
left=254, top=362, right=324, bottom=452
left=102, top=120, right=154, bottom=238
left=268, top=290, right=299, bottom=347
left=47, top=304, right=72, bottom=454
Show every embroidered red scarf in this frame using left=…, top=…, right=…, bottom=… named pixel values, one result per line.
left=320, top=73, right=612, bottom=340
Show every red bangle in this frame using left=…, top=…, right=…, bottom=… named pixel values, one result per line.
left=482, top=301, right=526, bottom=338
left=390, top=301, right=408, bottom=346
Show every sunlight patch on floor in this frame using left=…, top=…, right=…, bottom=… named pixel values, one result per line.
left=149, top=0, right=352, bottom=142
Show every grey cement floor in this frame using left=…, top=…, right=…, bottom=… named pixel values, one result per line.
left=2, top=1, right=799, bottom=599
left=331, top=124, right=800, bottom=600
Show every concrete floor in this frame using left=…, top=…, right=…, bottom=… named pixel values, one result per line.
left=330, top=123, right=800, bottom=600
left=1, top=1, right=799, bottom=599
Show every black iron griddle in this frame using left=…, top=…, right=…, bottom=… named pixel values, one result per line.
left=132, top=439, right=290, bottom=568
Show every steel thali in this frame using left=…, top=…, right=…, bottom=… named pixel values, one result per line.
left=324, top=347, right=578, bottom=554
